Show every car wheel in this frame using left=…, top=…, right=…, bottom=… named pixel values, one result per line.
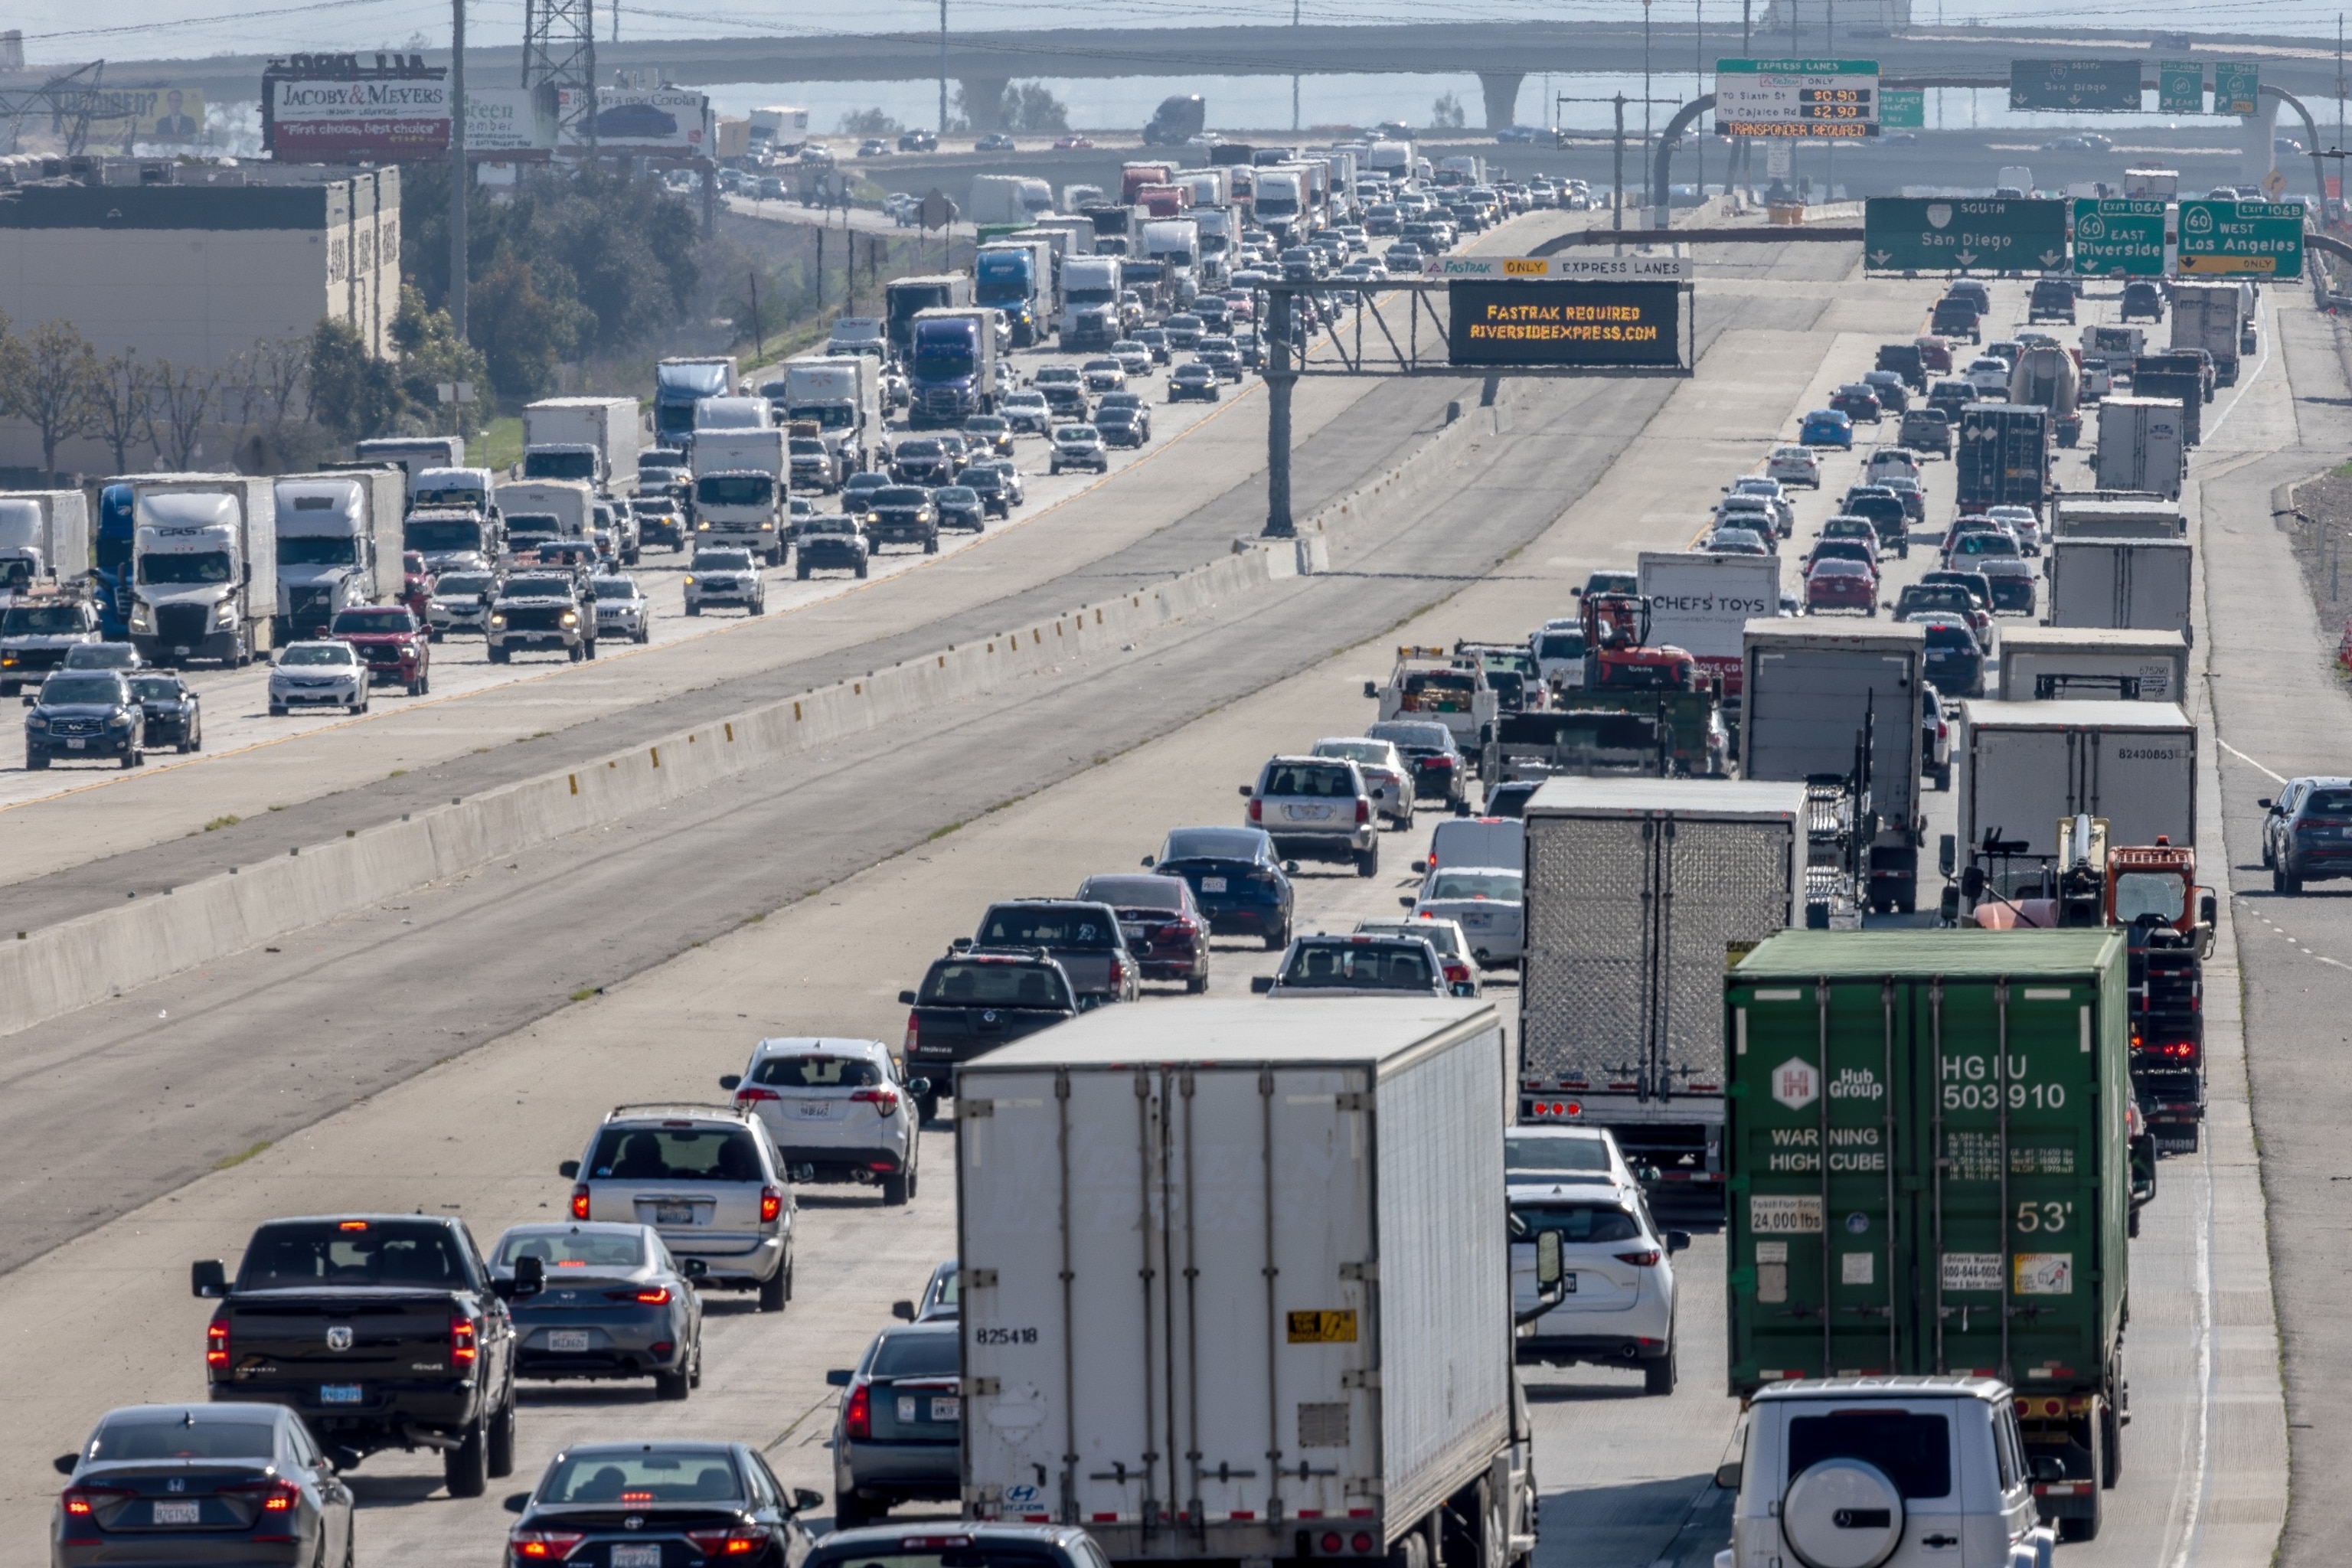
left=797, top=564, right=812, bottom=580
left=430, top=629, right=445, bottom=643
left=2286, top=868, right=2305, bottom=895
left=270, top=704, right=287, bottom=716
left=1355, top=843, right=1380, bottom=877
left=750, top=601, right=765, bottom=616
left=759, top=1260, right=788, bottom=1312
left=881, top=1171, right=911, bottom=1206
left=1936, top=763, right=1953, bottom=792
left=488, top=645, right=509, bottom=664
left=1187, top=972, right=1210, bottom=995
left=2262, top=835, right=2275, bottom=871
left=835, top=1493, right=874, bottom=1530
left=584, top=639, right=597, bottom=661
left=181, top=730, right=198, bottom=754
left=655, top=1364, right=692, bottom=1401
left=569, top=642, right=586, bottom=662
left=855, top=563, right=868, bottom=579
left=443, top=1414, right=488, bottom=1498
left=487, top=1391, right=517, bottom=1478
left=916, top=1092, right=940, bottom=1125
left=1264, top=923, right=1290, bottom=952
left=687, top=603, right=701, bottom=616
left=636, top=627, right=650, bottom=644
left=923, top=534, right=939, bottom=555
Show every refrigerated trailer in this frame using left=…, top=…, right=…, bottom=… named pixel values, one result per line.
left=1995, top=626, right=2188, bottom=703
left=1955, top=699, right=2197, bottom=879
left=956, top=999, right=1538, bottom=1568
left=1516, top=777, right=1806, bottom=1207
left=2045, top=536, right=2194, bottom=642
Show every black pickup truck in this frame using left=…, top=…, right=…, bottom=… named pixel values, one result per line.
left=897, top=947, right=1078, bottom=1122
left=194, top=1214, right=534, bottom=1498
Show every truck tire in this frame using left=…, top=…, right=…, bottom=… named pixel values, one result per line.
left=487, top=1392, right=516, bottom=1478
left=1356, top=844, right=1380, bottom=878
left=569, top=642, right=586, bottom=663
left=855, top=563, right=868, bottom=579
left=2058, top=1420, right=2104, bottom=1541
left=1642, top=1340, right=1677, bottom=1395
left=488, top=645, right=510, bottom=665
left=2101, top=1396, right=2122, bottom=1488
left=687, top=603, right=701, bottom=616
left=881, top=1171, right=911, bottom=1206
left=443, top=1416, right=488, bottom=1498
left=759, top=1260, right=788, bottom=1313
left=923, top=534, right=939, bottom=554
left=798, top=563, right=812, bottom=580
left=835, top=1492, right=873, bottom=1529
left=916, top=1092, right=940, bottom=1125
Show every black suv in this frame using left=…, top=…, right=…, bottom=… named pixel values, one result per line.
left=24, top=668, right=144, bottom=769
left=2121, top=280, right=2165, bottom=322
left=1094, top=391, right=1152, bottom=447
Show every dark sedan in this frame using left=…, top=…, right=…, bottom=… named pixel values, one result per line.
left=1168, top=364, right=1220, bottom=402
left=964, top=461, right=1024, bottom=518
left=24, top=669, right=143, bottom=769
left=1144, top=825, right=1295, bottom=950
left=1916, top=614, right=1986, bottom=697
left=128, top=670, right=201, bottom=753
left=828, top=1321, right=961, bottom=1526
left=504, top=1442, right=818, bottom=1568
left=1828, top=383, right=1884, bottom=423
left=1077, top=872, right=1210, bottom=991
left=933, top=485, right=986, bottom=532
left=492, top=1221, right=706, bottom=1399
left=54, top=1403, right=352, bottom=1568
left=1367, top=717, right=1470, bottom=810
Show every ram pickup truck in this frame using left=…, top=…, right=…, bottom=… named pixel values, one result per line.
left=192, top=1214, right=531, bottom=1498
left=896, top=948, right=1079, bottom=1120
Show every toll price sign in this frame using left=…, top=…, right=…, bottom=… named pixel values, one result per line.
left=2158, top=60, right=2204, bottom=114
left=1447, top=280, right=1684, bottom=368
left=1715, top=58, right=1880, bottom=138
left=1864, top=197, right=2069, bottom=273
left=2214, top=61, right=2260, bottom=116
left=2072, top=198, right=2167, bottom=276
left=2009, top=59, right=2144, bottom=113
left=2177, top=198, right=2304, bottom=277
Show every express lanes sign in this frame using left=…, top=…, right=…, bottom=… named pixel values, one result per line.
left=1420, top=253, right=1693, bottom=280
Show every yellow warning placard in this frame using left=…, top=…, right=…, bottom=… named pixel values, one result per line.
left=1286, top=1310, right=1359, bottom=1344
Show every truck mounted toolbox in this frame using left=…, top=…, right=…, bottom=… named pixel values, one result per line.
left=1726, top=929, right=2131, bottom=1536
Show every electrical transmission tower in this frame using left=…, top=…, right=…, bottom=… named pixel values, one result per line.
left=521, top=0, right=594, bottom=147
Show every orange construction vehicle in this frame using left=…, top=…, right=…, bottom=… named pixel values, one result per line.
left=1579, top=591, right=1701, bottom=691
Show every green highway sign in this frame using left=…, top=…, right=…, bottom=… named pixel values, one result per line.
left=2177, top=198, right=2303, bottom=277
left=2158, top=60, right=2203, bottom=114
left=2072, top=198, right=2167, bottom=276
left=2213, top=61, right=2260, bottom=116
left=1880, top=89, right=1925, bottom=128
left=2010, top=59, right=2142, bottom=112
left=1864, top=197, right=2069, bottom=273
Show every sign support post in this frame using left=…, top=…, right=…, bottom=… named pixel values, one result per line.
left=449, top=0, right=467, bottom=341
left=1263, top=289, right=1295, bottom=538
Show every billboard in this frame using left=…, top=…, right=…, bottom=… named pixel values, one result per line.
left=267, top=73, right=449, bottom=160
left=557, top=87, right=712, bottom=153
left=1447, top=280, right=1684, bottom=368
left=464, top=87, right=559, bottom=154
left=85, top=87, right=207, bottom=148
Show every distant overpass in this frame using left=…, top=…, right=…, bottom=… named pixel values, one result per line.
left=44, top=21, right=2350, bottom=132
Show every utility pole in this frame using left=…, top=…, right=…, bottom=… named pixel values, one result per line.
left=748, top=270, right=763, bottom=360
left=1616, top=94, right=1627, bottom=244
left=1292, top=0, right=1301, bottom=133
left=449, top=0, right=466, bottom=341
left=1262, top=289, right=1295, bottom=536
left=1739, top=0, right=1751, bottom=198
left=1694, top=0, right=1704, bottom=205
left=1643, top=0, right=1655, bottom=191
left=938, top=0, right=948, bottom=136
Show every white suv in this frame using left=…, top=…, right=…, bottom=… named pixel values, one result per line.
left=1049, top=424, right=1109, bottom=475
left=720, top=1038, right=929, bottom=1207
left=1510, top=1175, right=1686, bottom=1393
left=560, top=1105, right=798, bottom=1311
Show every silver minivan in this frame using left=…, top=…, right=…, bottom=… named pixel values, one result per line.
left=560, top=1105, right=798, bottom=1311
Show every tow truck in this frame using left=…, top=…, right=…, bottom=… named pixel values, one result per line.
left=1365, top=644, right=1499, bottom=751
left=1541, top=592, right=1727, bottom=776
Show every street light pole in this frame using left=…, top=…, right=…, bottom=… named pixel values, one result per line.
left=938, top=0, right=948, bottom=136
left=449, top=0, right=466, bottom=341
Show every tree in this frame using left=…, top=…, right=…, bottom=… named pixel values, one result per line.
left=1004, top=82, right=1070, bottom=134
left=143, top=359, right=219, bottom=469
left=838, top=107, right=903, bottom=136
left=1431, top=92, right=1467, bottom=130
left=470, top=252, right=580, bottom=403
left=390, top=286, right=491, bottom=436
left=5, top=319, right=101, bottom=482
left=88, top=351, right=152, bottom=472
left=305, top=318, right=404, bottom=442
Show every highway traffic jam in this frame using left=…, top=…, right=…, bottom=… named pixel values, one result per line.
left=1, top=153, right=2272, bottom=1568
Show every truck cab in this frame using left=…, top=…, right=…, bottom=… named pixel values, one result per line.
left=1367, top=644, right=1500, bottom=749
left=0, top=589, right=100, bottom=695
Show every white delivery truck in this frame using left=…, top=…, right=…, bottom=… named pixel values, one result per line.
left=2049, top=494, right=2186, bottom=540
left=956, top=998, right=1540, bottom=1568
left=1996, top=626, right=2189, bottom=702
left=2046, top=535, right=2194, bottom=642
left=409, top=466, right=498, bottom=518
left=494, top=480, right=596, bottom=558
left=126, top=474, right=277, bottom=667
left=690, top=429, right=788, bottom=563
left=968, top=174, right=1056, bottom=225
left=353, top=436, right=464, bottom=493
left=1741, top=619, right=1928, bottom=913
left=1062, top=255, right=1125, bottom=347
left=776, top=356, right=881, bottom=475
left=272, top=468, right=407, bottom=642
left=2093, top=395, right=2187, bottom=498
left=1637, top=550, right=1780, bottom=724
left=0, top=490, right=90, bottom=599
left=1517, top=777, right=1805, bottom=1204
left=2170, top=280, right=2243, bottom=386
left=1955, top=700, right=2197, bottom=882
left=522, top=395, right=645, bottom=493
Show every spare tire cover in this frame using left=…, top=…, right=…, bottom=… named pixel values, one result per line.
left=1782, top=1457, right=1905, bottom=1568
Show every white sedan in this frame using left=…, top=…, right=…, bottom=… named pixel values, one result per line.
left=1404, top=863, right=1524, bottom=966
left=268, top=640, right=368, bottom=716
left=1049, top=424, right=1109, bottom=475
left=1310, top=735, right=1416, bottom=827
left=1764, top=444, right=1821, bottom=489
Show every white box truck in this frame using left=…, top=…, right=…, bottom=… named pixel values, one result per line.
left=1740, top=619, right=1928, bottom=913
left=2170, top=280, right=2243, bottom=385
left=1516, top=777, right=1805, bottom=1204
left=774, top=356, right=880, bottom=475
left=1955, top=699, right=2197, bottom=878
left=968, top=174, right=1055, bottom=226
left=2093, top=396, right=2186, bottom=498
left=1062, top=255, right=1125, bottom=347
left=522, top=396, right=645, bottom=493
left=1637, top=550, right=1781, bottom=711
left=272, top=467, right=407, bottom=642
left=2047, top=535, right=2194, bottom=642
left=127, top=474, right=277, bottom=667
left=353, top=436, right=464, bottom=493
left=0, top=490, right=90, bottom=599
left=956, top=998, right=1537, bottom=1568
left=2050, top=494, right=2186, bottom=540
left=1998, top=626, right=2190, bottom=702
left=495, top=479, right=595, bottom=557
left=689, top=429, right=788, bottom=563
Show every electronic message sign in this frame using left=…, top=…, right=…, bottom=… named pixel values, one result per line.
left=1447, top=280, right=1684, bottom=368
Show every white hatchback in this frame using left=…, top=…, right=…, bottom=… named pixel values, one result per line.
left=1765, top=445, right=1821, bottom=488
left=720, top=1038, right=927, bottom=1207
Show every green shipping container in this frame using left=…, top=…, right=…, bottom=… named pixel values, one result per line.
left=1724, top=930, right=2129, bottom=1535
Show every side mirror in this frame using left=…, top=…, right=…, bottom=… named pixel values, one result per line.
left=1713, top=1462, right=1743, bottom=1491
left=1363, top=681, right=1379, bottom=699
left=1940, top=884, right=1962, bottom=924
left=2258, top=798, right=2274, bottom=811
left=1237, top=783, right=1254, bottom=797
left=1452, top=799, right=1472, bottom=818
left=1939, top=833, right=1958, bottom=877
left=906, top=1077, right=932, bottom=1096
left=1400, top=897, right=1416, bottom=909
left=792, top=1488, right=825, bottom=1514
left=191, top=1259, right=227, bottom=1298
left=683, top=1258, right=708, bottom=1279
left=1412, top=858, right=1429, bottom=874
left=1250, top=975, right=1276, bottom=994
left=891, top=1300, right=917, bottom=1321
left=2198, top=892, right=2217, bottom=928
left=2030, top=1455, right=2067, bottom=1485
left=558, top=1159, right=580, bottom=1179
left=719, top=1074, right=742, bottom=1091
left=54, top=1453, right=78, bottom=1476
left=1139, top=854, right=1156, bottom=868
left=825, top=1368, right=854, bottom=1387
left=1961, top=864, right=1986, bottom=900
left=898, top=989, right=919, bottom=1005
left=21, top=694, right=34, bottom=707
left=1284, top=860, right=1301, bottom=874
left=1535, top=1228, right=1563, bottom=1289
left=504, top=1493, right=531, bottom=1514
left=511, top=1254, right=544, bottom=1296
left=1667, top=1230, right=1691, bottom=1253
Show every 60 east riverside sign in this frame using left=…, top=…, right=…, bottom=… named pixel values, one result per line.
left=1447, top=279, right=1684, bottom=368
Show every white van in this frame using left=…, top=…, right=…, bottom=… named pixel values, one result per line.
left=1423, top=815, right=1524, bottom=872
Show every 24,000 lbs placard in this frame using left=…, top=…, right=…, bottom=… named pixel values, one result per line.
left=1446, top=279, right=1684, bottom=368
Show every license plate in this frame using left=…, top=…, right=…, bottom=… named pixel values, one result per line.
left=655, top=1202, right=694, bottom=1225
left=795, top=1100, right=834, bottom=1117
left=1200, top=877, right=1227, bottom=893
left=320, top=1383, right=364, bottom=1404
left=1284, top=804, right=1329, bottom=821
left=931, top=1396, right=962, bottom=1421
left=152, top=1500, right=201, bottom=1525
left=66, top=739, right=84, bottom=749
left=612, top=1547, right=662, bottom=1568
left=547, top=1331, right=591, bottom=1352
left=1120, top=923, right=1148, bottom=941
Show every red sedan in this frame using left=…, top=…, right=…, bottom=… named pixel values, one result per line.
left=329, top=605, right=433, bottom=695
left=1075, top=872, right=1210, bottom=992
left=1805, top=557, right=1880, bottom=616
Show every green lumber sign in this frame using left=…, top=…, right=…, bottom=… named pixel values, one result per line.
left=2158, top=61, right=2203, bottom=114
left=1864, top=198, right=2068, bottom=273
left=2177, top=198, right=2303, bottom=277
left=2072, top=199, right=2166, bottom=276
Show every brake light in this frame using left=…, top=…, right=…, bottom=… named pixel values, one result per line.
left=1355, top=797, right=1370, bottom=825
left=206, top=1315, right=230, bottom=1369
left=904, top=1011, right=920, bottom=1054
left=226, top=1478, right=301, bottom=1513
left=512, top=1530, right=590, bottom=1560
left=851, top=1086, right=902, bottom=1117
left=844, top=1380, right=872, bottom=1439
left=734, top=1086, right=780, bottom=1103
left=1248, top=797, right=1262, bottom=824
left=687, top=1526, right=775, bottom=1558
left=60, top=1485, right=129, bottom=1517
left=451, top=1315, right=479, bottom=1367
left=1615, top=1250, right=1662, bottom=1267
left=760, top=1185, right=782, bottom=1223
left=570, top=1183, right=590, bottom=1220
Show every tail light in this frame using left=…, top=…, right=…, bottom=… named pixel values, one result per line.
left=570, top=1184, right=590, bottom=1220
left=634, top=1287, right=673, bottom=1305
left=1355, top=798, right=1370, bottom=825
left=61, top=1485, right=130, bottom=1517
left=1615, top=1250, right=1662, bottom=1268
left=1248, top=797, right=1262, bottom=823
left=206, top=1314, right=230, bottom=1369
left=451, top=1315, right=479, bottom=1367
left=760, top=1185, right=783, bottom=1223
left=843, top=1381, right=872, bottom=1439
left=225, top=1478, right=302, bottom=1513
left=904, top=1011, right=920, bottom=1054
left=851, top=1086, right=901, bottom=1117
left=733, top=1086, right=780, bottom=1104
left=512, top=1530, right=590, bottom=1560
left=687, top=1526, right=774, bottom=1558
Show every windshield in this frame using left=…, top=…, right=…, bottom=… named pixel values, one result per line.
left=137, top=550, right=232, bottom=585
left=38, top=674, right=125, bottom=704
left=789, top=403, right=855, bottom=430
left=1314, top=740, right=1387, bottom=765
left=586, top=1124, right=764, bottom=1182
left=1280, top=942, right=1433, bottom=991
left=1368, top=720, right=1453, bottom=750
left=89, top=1415, right=278, bottom=1462
left=524, top=450, right=598, bottom=481
left=330, top=609, right=411, bottom=634
left=1429, top=871, right=1521, bottom=901
left=936, top=487, right=978, bottom=503
left=505, top=577, right=576, bottom=599
left=591, top=579, right=640, bottom=600
left=1955, top=533, right=2018, bottom=557
left=696, top=475, right=775, bottom=507
left=1537, top=633, right=1585, bottom=658
left=691, top=554, right=756, bottom=572
left=495, top=1228, right=646, bottom=1272
left=1077, top=876, right=1184, bottom=911
left=278, top=535, right=357, bottom=566
left=789, top=439, right=828, bottom=456
left=979, top=905, right=1119, bottom=949
left=539, top=1450, right=744, bottom=1506
left=1511, top=1203, right=1639, bottom=1243
left=3, top=606, right=83, bottom=634
left=874, top=488, right=929, bottom=507
left=871, top=1329, right=960, bottom=1379
left=435, top=573, right=495, bottom=597
left=279, top=645, right=354, bottom=667
left=237, top=1220, right=469, bottom=1289
left=1505, top=1134, right=1612, bottom=1174
left=407, top=518, right=484, bottom=551
left=129, top=675, right=181, bottom=701
left=2112, top=871, right=2186, bottom=924
left=919, top=961, right=1071, bottom=1008
left=1161, top=827, right=1267, bottom=862
left=1263, top=762, right=1357, bottom=796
